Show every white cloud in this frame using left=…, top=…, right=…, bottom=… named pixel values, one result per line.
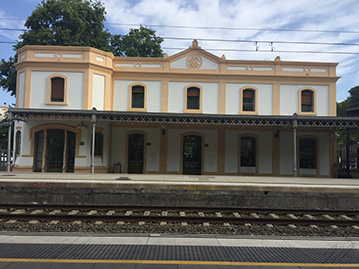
left=0, top=11, right=25, bottom=41
left=103, top=0, right=359, bottom=101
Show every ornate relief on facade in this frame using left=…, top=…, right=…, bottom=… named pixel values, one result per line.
left=186, top=54, right=203, bottom=69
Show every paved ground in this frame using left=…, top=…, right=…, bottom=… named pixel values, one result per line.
left=1, top=172, right=359, bottom=187
left=1, top=233, right=359, bottom=268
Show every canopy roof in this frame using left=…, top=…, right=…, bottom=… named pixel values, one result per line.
left=8, top=108, right=359, bottom=129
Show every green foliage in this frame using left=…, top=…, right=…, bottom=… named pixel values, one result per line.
left=337, top=85, right=359, bottom=147
left=337, top=99, right=350, bottom=117
left=0, top=56, right=17, bottom=96
left=348, top=86, right=359, bottom=108
left=17, top=0, right=111, bottom=50
left=0, top=117, right=9, bottom=150
left=111, top=25, right=164, bottom=57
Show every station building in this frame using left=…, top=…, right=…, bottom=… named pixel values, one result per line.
left=11, top=40, right=345, bottom=177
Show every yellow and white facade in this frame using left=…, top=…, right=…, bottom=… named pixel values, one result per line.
left=12, top=40, right=340, bottom=177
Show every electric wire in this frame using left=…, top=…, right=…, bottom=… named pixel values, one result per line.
left=0, top=27, right=358, bottom=48
left=0, top=17, right=358, bottom=35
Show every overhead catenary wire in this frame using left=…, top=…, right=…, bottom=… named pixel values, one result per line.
left=0, top=40, right=357, bottom=55
left=0, top=27, right=358, bottom=48
left=0, top=17, right=358, bottom=35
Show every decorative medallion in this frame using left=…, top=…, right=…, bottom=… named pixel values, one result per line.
left=186, top=55, right=203, bottom=69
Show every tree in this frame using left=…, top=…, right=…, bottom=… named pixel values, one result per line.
left=348, top=86, right=359, bottom=108
left=18, top=0, right=111, bottom=50
left=336, top=85, right=359, bottom=147
left=111, top=25, right=164, bottom=57
left=0, top=56, right=17, bottom=96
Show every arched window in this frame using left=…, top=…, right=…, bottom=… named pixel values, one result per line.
left=131, top=85, right=145, bottom=108
left=301, top=90, right=314, bottom=112
left=187, top=87, right=200, bottom=109
left=46, top=74, right=68, bottom=105
left=15, top=131, right=21, bottom=155
left=299, top=138, right=317, bottom=169
left=240, top=136, right=256, bottom=167
left=51, top=77, right=65, bottom=102
left=242, top=89, right=255, bottom=111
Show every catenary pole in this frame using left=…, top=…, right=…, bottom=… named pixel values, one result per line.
left=91, top=108, right=97, bottom=174
left=293, top=113, right=298, bottom=177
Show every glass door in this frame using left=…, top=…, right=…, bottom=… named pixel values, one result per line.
left=46, top=129, right=65, bottom=172
left=183, top=135, right=202, bottom=175
left=128, top=133, right=144, bottom=174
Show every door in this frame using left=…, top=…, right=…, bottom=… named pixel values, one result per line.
left=128, top=133, right=144, bottom=174
left=66, top=130, right=76, bottom=172
left=46, top=129, right=65, bottom=172
left=33, top=131, right=44, bottom=172
left=183, top=135, right=202, bottom=175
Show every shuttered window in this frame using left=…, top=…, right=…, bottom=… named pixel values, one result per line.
left=241, top=136, right=256, bottom=167
left=187, top=87, right=200, bottom=109
left=299, top=138, right=317, bottom=169
left=301, top=90, right=313, bottom=112
left=132, top=86, right=145, bottom=108
left=51, top=77, right=65, bottom=102
left=242, top=89, right=255, bottom=111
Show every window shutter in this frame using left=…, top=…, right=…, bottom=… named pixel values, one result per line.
left=132, top=86, right=144, bottom=93
left=243, top=89, right=254, bottom=98
left=187, top=87, right=200, bottom=97
left=302, top=91, right=313, bottom=105
left=51, top=78, right=64, bottom=101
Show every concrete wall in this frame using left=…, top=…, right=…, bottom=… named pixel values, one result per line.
left=168, top=82, right=219, bottom=114
left=224, top=130, right=272, bottom=174
left=92, top=74, right=105, bottom=110
left=167, top=129, right=218, bottom=173
left=113, top=80, right=162, bottom=112
left=17, top=72, right=25, bottom=108
left=280, top=85, right=329, bottom=116
left=2, top=181, right=359, bottom=210
left=30, top=71, right=84, bottom=109
left=111, top=127, right=161, bottom=172
left=226, top=83, right=273, bottom=115
left=279, top=131, right=330, bottom=176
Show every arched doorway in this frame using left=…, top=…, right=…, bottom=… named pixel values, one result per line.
left=183, top=135, right=202, bottom=175
left=33, top=129, right=76, bottom=172
left=128, top=133, right=145, bottom=174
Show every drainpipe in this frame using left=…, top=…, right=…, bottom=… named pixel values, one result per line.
left=90, top=108, right=97, bottom=174
left=293, top=113, right=298, bottom=177
left=6, top=112, right=12, bottom=172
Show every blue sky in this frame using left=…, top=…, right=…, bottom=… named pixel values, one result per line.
left=1, top=0, right=358, bottom=107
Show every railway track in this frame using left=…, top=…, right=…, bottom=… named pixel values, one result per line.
left=1, top=204, right=359, bottom=228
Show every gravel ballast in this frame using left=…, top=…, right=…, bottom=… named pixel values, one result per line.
left=1, top=221, right=359, bottom=237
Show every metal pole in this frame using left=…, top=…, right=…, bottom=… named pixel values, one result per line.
left=293, top=114, right=298, bottom=177
left=346, top=128, right=350, bottom=176
left=7, top=122, right=12, bottom=172
left=91, top=122, right=95, bottom=174
left=90, top=108, right=97, bottom=174
left=6, top=112, right=12, bottom=172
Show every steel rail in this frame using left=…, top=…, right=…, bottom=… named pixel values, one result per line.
left=1, top=204, right=359, bottom=215
left=1, top=213, right=359, bottom=227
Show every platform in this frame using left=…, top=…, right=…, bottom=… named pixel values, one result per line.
left=1, top=233, right=359, bottom=268
left=1, top=172, right=359, bottom=209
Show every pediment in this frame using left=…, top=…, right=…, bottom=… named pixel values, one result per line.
left=168, top=40, right=221, bottom=70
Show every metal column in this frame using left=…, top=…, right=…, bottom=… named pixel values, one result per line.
left=293, top=114, right=298, bottom=177
left=6, top=112, right=12, bottom=172
left=90, top=108, right=97, bottom=174
left=346, top=128, right=350, bottom=176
